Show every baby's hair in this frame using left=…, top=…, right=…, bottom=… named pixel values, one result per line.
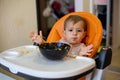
left=64, top=15, right=87, bottom=31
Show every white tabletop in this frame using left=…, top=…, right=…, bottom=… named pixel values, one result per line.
left=0, top=45, right=95, bottom=79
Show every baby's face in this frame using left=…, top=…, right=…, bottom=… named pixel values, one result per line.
left=64, top=21, right=86, bottom=45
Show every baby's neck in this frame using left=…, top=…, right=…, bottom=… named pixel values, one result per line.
left=70, top=43, right=81, bottom=47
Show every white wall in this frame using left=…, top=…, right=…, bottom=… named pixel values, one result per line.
left=75, top=0, right=83, bottom=12
left=75, top=0, right=93, bottom=13
left=0, top=0, right=37, bottom=52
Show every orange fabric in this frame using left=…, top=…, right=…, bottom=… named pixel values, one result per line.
left=47, top=12, right=103, bottom=58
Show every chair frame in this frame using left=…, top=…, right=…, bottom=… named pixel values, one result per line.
left=46, top=12, right=112, bottom=80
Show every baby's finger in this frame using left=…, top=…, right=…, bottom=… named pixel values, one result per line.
left=82, top=53, right=91, bottom=56
left=87, top=45, right=93, bottom=49
left=39, top=30, right=42, bottom=36
left=29, top=31, right=35, bottom=38
left=86, top=53, right=91, bottom=56
left=31, top=36, right=36, bottom=42
left=89, top=44, right=93, bottom=48
left=87, top=49, right=93, bottom=53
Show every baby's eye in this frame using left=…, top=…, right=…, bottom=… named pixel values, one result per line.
left=68, top=29, right=73, bottom=32
left=77, top=30, right=82, bottom=32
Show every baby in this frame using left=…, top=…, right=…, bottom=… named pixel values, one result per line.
left=30, top=15, right=93, bottom=56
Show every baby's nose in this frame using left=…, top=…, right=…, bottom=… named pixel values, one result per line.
left=73, top=30, right=77, bottom=35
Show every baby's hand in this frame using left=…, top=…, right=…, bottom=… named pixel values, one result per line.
left=29, top=31, right=43, bottom=44
left=78, top=44, right=93, bottom=56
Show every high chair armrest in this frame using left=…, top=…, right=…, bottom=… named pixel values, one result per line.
left=94, top=47, right=112, bottom=69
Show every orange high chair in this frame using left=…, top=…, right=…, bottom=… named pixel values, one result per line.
left=47, top=12, right=102, bottom=58
left=46, top=12, right=112, bottom=80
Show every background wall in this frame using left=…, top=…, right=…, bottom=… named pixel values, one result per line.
left=75, top=0, right=93, bottom=13
left=112, top=0, right=120, bottom=49
left=119, top=0, right=120, bottom=48
left=0, top=0, right=37, bottom=52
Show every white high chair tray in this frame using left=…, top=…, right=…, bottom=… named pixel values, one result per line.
left=0, top=45, right=95, bottom=78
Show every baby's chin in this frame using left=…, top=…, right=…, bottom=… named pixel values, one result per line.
left=69, top=41, right=81, bottom=45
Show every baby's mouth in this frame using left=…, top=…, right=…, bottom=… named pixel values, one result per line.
left=72, top=37, right=77, bottom=40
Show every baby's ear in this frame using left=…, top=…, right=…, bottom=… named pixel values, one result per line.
left=84, top=31, right=87, bottom=37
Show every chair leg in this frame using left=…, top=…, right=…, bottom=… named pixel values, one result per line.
left=92, top=68, right=107, bottom=80
left=86, top=72, right=94, bottom=80
left=92, top=69, right=103, bottom=80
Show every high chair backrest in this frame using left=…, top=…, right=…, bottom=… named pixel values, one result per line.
left=47, top=12, right=103, bottom=58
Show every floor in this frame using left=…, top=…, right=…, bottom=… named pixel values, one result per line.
left=105, top=48, right=120, bottom=80
left=0, top=47, right=120, bottom=80
left=0, top=72, right=15, bottom=80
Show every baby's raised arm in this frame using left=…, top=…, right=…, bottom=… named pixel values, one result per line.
left=29, top=31, right=45, bottom=44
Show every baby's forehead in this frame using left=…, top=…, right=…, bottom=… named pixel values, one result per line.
left=67, top=20, right=84, bottom=24
left=66, top=21, right=84, bottom=28
left=66, top=20, right=84, bottom=26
